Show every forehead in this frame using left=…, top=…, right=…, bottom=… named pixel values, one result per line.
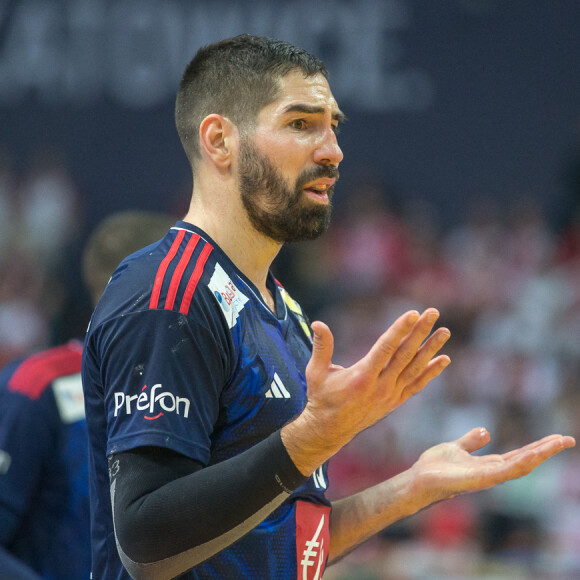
left=258, top=70, right=343, bottom=122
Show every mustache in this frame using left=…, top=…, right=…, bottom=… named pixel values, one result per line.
left=297, top=165, right=340, bottom=189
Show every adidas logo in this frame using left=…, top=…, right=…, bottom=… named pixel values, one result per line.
left=265, top=372, right=291, bottom=399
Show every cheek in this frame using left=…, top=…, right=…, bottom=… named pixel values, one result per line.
left=256, top=134, right=309, bottom=175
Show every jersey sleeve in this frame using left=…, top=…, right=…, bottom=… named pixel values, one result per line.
left=91, top=306, right=231, bottom=465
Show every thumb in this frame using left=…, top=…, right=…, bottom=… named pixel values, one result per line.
left=456, top=427, right=491, bottom=454
left=307, top=321, right=335, bottom=378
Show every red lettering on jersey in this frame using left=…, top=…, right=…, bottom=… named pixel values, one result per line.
left=295, top=501, right=331, bottom=580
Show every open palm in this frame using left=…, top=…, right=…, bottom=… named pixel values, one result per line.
left=410, top=427, right=576, bottom=505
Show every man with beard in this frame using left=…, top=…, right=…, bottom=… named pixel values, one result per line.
left=82, top=34, right=575, bottom=580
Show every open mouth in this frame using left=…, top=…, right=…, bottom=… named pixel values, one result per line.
left=303, top=179, right=335, bottom=202
left=306, top=184, right=329, bottom=195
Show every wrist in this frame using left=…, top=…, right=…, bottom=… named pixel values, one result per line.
left=405, top=461, right=454, bottom=512
left=281, top=409, right=345, bottom=476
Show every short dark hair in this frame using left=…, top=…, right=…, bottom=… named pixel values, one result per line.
left=175, top=34, right=328, bottom=164
left=82, top=211, right=175, bottom=305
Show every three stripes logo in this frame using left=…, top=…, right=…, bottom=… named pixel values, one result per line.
left=265, top=372, right=291, bottom=399
left=149, top=229, right=213, bottom=315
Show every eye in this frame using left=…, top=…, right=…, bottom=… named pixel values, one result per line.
left=332, top=123, right=341, bottom=135
left=289, top=119, right=307, bottom=131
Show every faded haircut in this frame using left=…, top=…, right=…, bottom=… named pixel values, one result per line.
left=175, top=34, right=328, bottom=164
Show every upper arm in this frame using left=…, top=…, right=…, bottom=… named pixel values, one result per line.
left=95, top=308, right=230, bottom=464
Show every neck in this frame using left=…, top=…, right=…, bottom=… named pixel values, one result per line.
left=183, top=187, right=283, bottom=297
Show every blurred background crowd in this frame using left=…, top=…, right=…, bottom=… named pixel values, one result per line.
left=1, top=138, right=580, bottom=579
left=1, top=0, right=579, bottom=578
left=284, top=165, right=580, bottom=579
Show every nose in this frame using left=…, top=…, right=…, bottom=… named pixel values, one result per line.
left=313, top=128, right=343, bottom=167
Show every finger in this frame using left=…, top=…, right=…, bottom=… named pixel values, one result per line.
left=398, top=326, right=451, bottom=384
left=362, top=310, right=420, bottom=374
left=490, top=436, right=576, bottom=485
left=455, top=427, right=492, bottom=454
left=399, top=354, right=451, bottom=399
left=385, top=308, right=442, bottom=376
left=501, top=434, right=576, bottom=462
left=306, top=320, right=335, bottom=382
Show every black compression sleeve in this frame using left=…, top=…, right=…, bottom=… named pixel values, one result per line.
left=110, top=430, right=307, bottom=578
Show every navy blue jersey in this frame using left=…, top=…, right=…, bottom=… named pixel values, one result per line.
left=0, top=341, right=90, bottom=579
left=82, top=222, right=331, bottom=579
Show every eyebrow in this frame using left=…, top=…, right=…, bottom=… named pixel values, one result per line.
left=282, top=103, right=347, bottom=123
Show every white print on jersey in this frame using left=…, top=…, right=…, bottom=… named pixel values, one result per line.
left=265, top=372, right=291, bottom=399
left=208, top=263, right=249, bottom=329
left=312, top=465, right=327, bottom=490
left=0, top=450, right=11, bottom=474
left=113, top=383, right=191, bottom=420
left=52, top=373, right=85, bottom=424
left=300, top=514, right=326, bottom=580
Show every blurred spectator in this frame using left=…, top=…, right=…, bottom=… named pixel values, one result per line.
left=0, top=252, right=48, bottom=368
left=283, top=173, right=580, bottom=579
left=2, top=137, right=579, bottom=577
left=0, top=210, right=174, bottom=579
left=0, top=146, right=84, bottom=364
left=17, top=148, right=81, bottom=265
left=324, top=180, right=412, bottom=297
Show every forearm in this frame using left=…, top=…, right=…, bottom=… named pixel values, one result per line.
left=113, top=431, right=307, bottom=580
left=281, top=409, right=347, bottom=476
left=328, top=429, right=577, bottom=563
left=328, top=468, right=427, bottom=563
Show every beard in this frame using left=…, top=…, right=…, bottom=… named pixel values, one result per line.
left=238, top=138, right=338, bottom=243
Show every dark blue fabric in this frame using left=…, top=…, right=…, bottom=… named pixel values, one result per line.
left=0, top=344, right=90, bottom=580
left=83, top=222, right=330, bottom=579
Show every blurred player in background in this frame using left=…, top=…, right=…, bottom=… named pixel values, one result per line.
left=0, top=211, right=174, bottom=579
left=82, top=34, right=575, bottom=580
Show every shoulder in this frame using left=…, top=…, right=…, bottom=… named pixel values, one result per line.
left=92, top=225, right=223, bottom=325
left=147, top=226, right=217, bottom=315
left=2, top=341, right=83, bottom=401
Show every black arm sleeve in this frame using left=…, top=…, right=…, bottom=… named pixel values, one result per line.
left=110, top=430, right=307, bottom=580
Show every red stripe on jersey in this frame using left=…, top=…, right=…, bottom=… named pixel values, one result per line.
left=179, top=243, right=213, bottom=314
left=7, top=342, right=83, bottom=400
left=165, top=233, right=201, bottom=311
left=150, top=229, right=186, bottom=310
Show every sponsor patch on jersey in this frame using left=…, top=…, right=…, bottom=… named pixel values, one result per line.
left=52, top=373, right=85, bottom=424
left=113, top=383, right=191, bottom=421
left=208, top=263, right=249, bottom=328
left=296, top=501, right=331, bottom=580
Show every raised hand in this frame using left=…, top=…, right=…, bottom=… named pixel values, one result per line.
left=408, top=427, right=576, bottom=505
left=283, top=308, right=451, bottom=475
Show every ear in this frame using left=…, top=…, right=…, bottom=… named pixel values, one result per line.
left=199, top=114, right=237, bottom=169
